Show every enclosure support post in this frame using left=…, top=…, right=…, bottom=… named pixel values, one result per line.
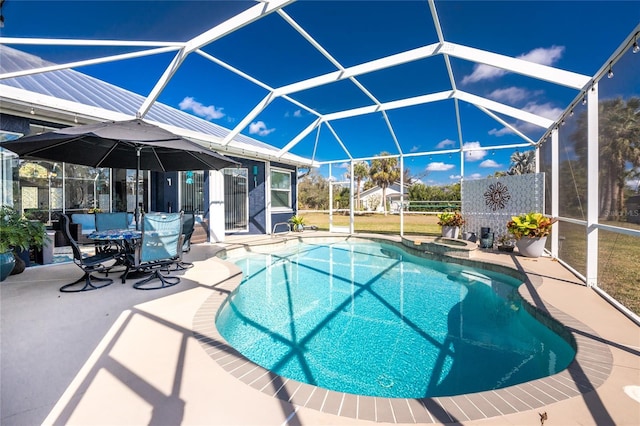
left=329, top=163, right=333, bottom=230
left=586, top=83, right=599, bottom=287
left=550, top=128, right=559, bottom=258
left=349, top=160, right=354, bottom=234
left=400, top=156, right=404, bottom=237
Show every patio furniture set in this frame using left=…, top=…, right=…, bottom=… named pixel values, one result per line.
left=59, top=211, right=195, bottom=293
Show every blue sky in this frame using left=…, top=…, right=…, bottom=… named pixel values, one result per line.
left=2, top=1, right=639, bottom=184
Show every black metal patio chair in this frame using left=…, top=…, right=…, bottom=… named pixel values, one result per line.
left=59, top=215, right=119, bottom=293
left=173, top=211, right=195, bottom=271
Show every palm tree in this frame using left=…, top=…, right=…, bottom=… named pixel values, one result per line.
left=352, top=161, right=369, bottom=210
left=508, top=150, right=536, bottom=175
left=369, top=152, right=400, bottom=215
left=572, top=97, right=640, bottom=219
left=598, top=97, right=640, bottom=219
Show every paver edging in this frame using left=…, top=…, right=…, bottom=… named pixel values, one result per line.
left=193, top=237, right=613, bottom=423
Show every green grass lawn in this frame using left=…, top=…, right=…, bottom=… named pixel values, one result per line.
left=299, top=211, right=639, bottom=316
left=300, top=211, right=441, bottom=235
left=558, top=221, right=640, bottom=315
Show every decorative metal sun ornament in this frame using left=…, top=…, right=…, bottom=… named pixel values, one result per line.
left=484, top=181, right=511, bottom=211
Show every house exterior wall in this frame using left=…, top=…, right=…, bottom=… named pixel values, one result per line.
left=1, top=115, right=301, bottom=238
left=360, top=184, right=402, bottom=212
left=0, top=113, right=30, bottom=135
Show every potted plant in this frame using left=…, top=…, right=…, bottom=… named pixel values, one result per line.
left=437, top=211, right=464, bottom=239
left=506, top=212, right=557, bottom=257
left=0, top=205, right=47, bottom=279
left=496, top=234, right=516, bottom=252
left=288, top=214, right=305, bottom=232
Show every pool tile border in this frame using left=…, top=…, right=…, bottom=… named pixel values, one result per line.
left=192, top=237, right=613, bottom=423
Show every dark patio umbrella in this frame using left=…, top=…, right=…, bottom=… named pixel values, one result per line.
left=0, top=118, right=239, bottom=227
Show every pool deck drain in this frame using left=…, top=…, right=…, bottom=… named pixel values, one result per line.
left=193, top=234, right=617, bottom=424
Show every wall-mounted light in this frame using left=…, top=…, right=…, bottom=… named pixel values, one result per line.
left=569, top=109, right=574, bottom=117
left=252, top=165, right=258, bottom=187
left=633, top=35, right=639, bottom=54
left=30, top=107, right=35, bottom=115
left=74, top=114, right=78, bottom=124
left=607, top=63, right=614, bottom=79
left=582, top=95, right=587, bottom=105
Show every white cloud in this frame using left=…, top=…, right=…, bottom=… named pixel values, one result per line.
left=285, top=110, right=303, bottom=118
left=179, top=97, right=225, bottom=120
left=337, top=162, right=350, bottom=169
left=426, top=162, right=455, bottom=171
left=249, top=121, right=275, bottom=136
left=448, top=174, right=461, bottom=180
left=488, top=100, right=561, bottom=136
left=462, top=45, right=565, bottom=85
left=436, top=138, right=456, bottom=149
left=480, top=159, right=501, bottom=168
left=487, top=87, right=529, bottom=103
left=520, top=45, right=565, bottom=66
left=462, top=64, right=505, bottom=85
left=462, top=141, right=487, bottom=161
left=410, top=145, right=420, bottom=153
left=467, top=173, right=484, bottom=180
left=488, top=127, right=513, bottom=136
left=522, top=102, right=563, bottom=121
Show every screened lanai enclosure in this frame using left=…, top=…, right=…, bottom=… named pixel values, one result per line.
left=0, top=1, right=638, bottom=321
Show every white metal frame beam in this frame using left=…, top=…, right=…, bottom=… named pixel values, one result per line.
left=455, top=91, right=554, bottom=128
left=0, top=45, right=181, bottom=80
left=442, top=42, right=591, bottom=90
left=137, top=0, right=294, bottom=118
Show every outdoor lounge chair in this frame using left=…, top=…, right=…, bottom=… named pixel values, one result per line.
left=122, top=212, right=183, bottom=290
left=59, top=215, right=119, bottom=293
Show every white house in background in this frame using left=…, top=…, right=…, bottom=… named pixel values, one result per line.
left=359, top=183, right=407, bottom=212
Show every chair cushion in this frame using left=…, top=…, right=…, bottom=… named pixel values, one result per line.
left=71, top=214, right=96, bottom=234
left=95, top=212, right=129, bottom=231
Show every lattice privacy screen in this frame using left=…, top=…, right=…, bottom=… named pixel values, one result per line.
left=461, top=173, right=545, bottom=238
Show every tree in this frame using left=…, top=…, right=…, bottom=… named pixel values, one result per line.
left=571, top=97, right=640, bottom=219
left=297, top=170, right=329, bottom=210
left=352, top=161, right=369, bottom=210
left=369, top=152, right=400, bottom=215
left=508, top=150, right=536, bottom=175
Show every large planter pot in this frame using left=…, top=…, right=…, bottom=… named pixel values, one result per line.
left=441, top=226, right=460, bottom=239
left=516, top=237, right=547, bottom=258
left=0, top=251, right=16, bottom=282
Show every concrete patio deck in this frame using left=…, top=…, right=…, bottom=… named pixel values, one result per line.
left=1, top=233, right=638, bottom=425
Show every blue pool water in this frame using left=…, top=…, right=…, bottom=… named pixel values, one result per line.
left=216, top=241, right=575, bottom=398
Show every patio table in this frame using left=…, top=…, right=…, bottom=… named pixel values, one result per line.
left=88, top=229, right=142, bottom=281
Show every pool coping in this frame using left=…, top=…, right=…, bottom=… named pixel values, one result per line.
left=192, top=235, right=613, bottom=423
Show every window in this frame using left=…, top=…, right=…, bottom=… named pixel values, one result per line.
left=271, top=168, right=292, bottom=210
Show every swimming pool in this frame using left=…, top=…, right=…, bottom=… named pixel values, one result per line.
left=216, top=241, right=575, bottom=398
